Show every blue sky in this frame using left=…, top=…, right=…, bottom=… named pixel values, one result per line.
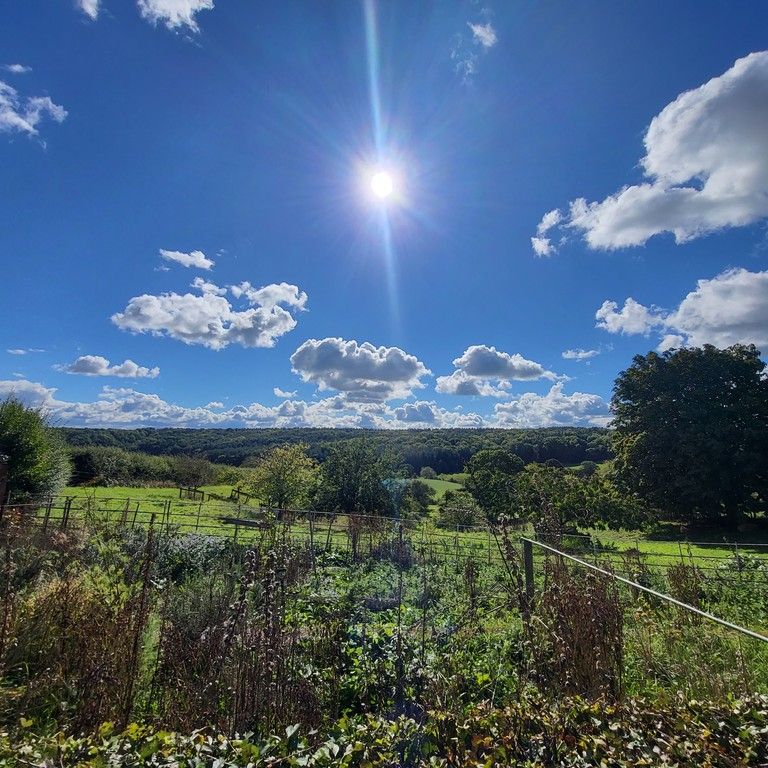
left=2, top=0, right=768, bottom=429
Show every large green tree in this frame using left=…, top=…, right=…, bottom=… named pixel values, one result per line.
left=0, top=396, right=71, bottom=503
left=514, top=464, right=645, bottom=536
left=315, top=439, right=399, bottom=517
left=612, top=344, right=768, bottom=527
left=464, top=448, right=524, bottom=522
left=245, top=443, right=319, bottom=510
left=436, top=489, right=482, bottom=529
left=515, top=464, right=594, bottom=535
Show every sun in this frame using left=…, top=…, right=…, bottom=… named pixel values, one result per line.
left=370, top=170, right=394, bottom=199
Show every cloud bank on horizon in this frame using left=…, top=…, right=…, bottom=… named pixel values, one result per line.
left=0, top=374, right=609, bottom=430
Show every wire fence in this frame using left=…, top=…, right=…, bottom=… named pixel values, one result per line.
left=4, top=494, right=768, bottom=577
left=522, top=537, right=768, bottom=643
left=0, top=495, right=509, bottom=569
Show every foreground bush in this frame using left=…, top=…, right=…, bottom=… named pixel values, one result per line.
left=3, top=694, right=767, bottom=767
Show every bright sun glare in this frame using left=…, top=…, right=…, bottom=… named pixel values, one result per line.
left=370, top=170, right=394, bottom=199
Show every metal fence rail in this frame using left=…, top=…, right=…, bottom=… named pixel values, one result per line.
left=521, top=537, right=768, bottom=644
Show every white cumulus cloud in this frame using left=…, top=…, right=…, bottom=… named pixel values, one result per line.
left=595, top=268, right=768, bottom=352
left=595, top=298, right=664, bottom=336
left=112, top=278, right=307, bottom=350
left=453, top=345, right=557, bottom=379
left=159, top=248, right=214, bottom=270
left=58, top=355, right=159, bottom=379
left=434, top=370, right=510, bottom=398
left=534, top=51, right=768, bottom=252
left=273, top=387, right=297, bottom=398
left=231, top=281, right=308, bottom=311
left=0, top=80, right=66, bottom=139
left=436, top=345, right=559, bottom=397
left=531, top=208, right=562, bottom=257
left=76, top=0, right=100, bottom=20
left=291, top=338, right=430, bottom=403
left=137, top=0, right=214, bottom=32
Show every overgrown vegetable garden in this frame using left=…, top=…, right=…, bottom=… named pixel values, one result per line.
left=1, top=503, right=767, bottom=765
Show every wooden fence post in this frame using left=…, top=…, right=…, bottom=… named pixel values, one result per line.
left=0, top=455, right=8, bottom=520
left=454, top=526, right=459, bottom=574
left=523, top=538, right=534, bottom=606
left=61, top=497, right=72, bottom=530
left=309, top=512, right=316, bottom=575
left=42, top=496, right=52, bottom=532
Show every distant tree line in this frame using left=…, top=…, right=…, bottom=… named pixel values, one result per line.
left=58, top=426, right=612, bottom=474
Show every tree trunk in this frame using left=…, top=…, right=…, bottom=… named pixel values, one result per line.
left=724, top=501, right=742, bottom=530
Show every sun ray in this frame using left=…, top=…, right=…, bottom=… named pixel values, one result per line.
left=363, top=0, right=400, bottom=335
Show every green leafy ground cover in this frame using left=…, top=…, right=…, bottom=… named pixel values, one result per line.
left=4, top=694, right=767, bottom=766
left=437, top=472, right=468, bottom=484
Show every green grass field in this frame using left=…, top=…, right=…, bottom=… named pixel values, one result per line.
left=44, top=485, right=256, bottom=537
left=418, top=478, right=464, bottom=499
left=63, top=484, right=237, bottom=500
left=38, top=485, right=768, bottom=571
left=438, top=472, right=468, bottom=484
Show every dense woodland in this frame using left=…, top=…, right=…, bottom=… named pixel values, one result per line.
left=59, top=426, right=612, bottom=473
